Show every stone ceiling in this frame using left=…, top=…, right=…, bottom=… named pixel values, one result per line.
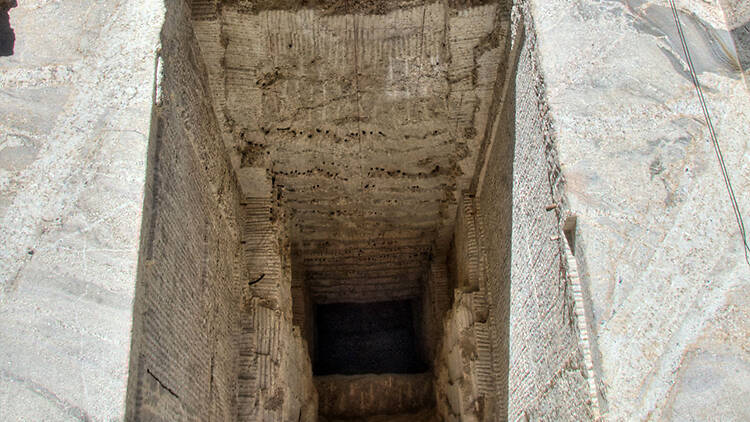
left=191, top=0, right=510, bottom=303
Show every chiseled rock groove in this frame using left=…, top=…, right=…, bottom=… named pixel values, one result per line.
left=191, top=0, right=511, bottom=304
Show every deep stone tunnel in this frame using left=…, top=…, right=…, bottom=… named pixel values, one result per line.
left=123, top=0, right=586, bottom=421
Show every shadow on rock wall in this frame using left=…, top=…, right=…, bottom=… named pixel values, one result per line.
left=0, top=0, right=16, bottom=56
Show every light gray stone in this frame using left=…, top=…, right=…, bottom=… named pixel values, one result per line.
left=0, top=0, right=164, bottom=420
left=529, top=0, right=750, bottom=419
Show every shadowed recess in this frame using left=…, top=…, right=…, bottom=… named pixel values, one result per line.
left=0, top=1, right=15, bottom=57
left=314, top=300, right=428, bottom=375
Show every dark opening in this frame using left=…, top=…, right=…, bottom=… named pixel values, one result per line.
left=0, top=1, right=16, bottom=57
left=314, top=300, right=427, bottom=375
left=564, top=215, right=577, bottom=254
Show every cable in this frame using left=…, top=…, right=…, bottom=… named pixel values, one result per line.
left=668, top=0, right=750, bottom=266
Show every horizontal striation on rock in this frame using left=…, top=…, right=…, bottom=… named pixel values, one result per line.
left=192, top=1, right=509, bottom=303
left=241, top=199, right=286, bottom=307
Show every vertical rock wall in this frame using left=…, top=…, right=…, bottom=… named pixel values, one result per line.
left=125, top=1, right=243, bottom=420
left=420, top=259, right=452, bottom=363
left=498, top=10, right=594, bottom=420
left=316, top=373, right=433, bottom=420
left=719, top=0, right=750, bottom=91
left=237, top=200, right=317, bottom=422
left=438, top=3, right=596, bottom=419
left=436, top=3, right=595, bottom=420
left=529, top=0, right=750, bottom=419
left=435, top=196, right=495, bottom=422
left=434, top=292, right=488, bottom=422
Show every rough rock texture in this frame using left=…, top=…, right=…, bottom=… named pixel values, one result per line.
left=2, top=0, right=749, bottom=420
left=237, top=200, right=318, bottom=422
left=124, top=1, right=243, bottom=420
left=191, top=1, right=511, bottom=304
left=435, top=3, right=600, bottom=419
left=719, top=0, right=750, bottom=91
left=315, top=373, right=434, bottom=419
left=499, top=8, right=595, bottom=420
left=0, top=0, right=163, bottom=420
left=434, top=292, right=486, bottom=422
left=419, top=259, right=452, bottom=363
left=322, top=408, right=438, bottom=422
left=435, top=195, right=496, bottom=422
left=529, top=0, right=750, bottom=419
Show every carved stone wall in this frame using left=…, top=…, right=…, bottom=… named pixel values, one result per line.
left=2, top=0, right=748, bottom=421
left=316, top=373, right=433, bottom=420
left=124, top=1, right=243, bottom=420
left=237, top=199, right=317, bottom=422
left=436, top=5, right=596, bottom=420
left=435, top=195, right=495, bottom=422
left=191, top=1, right=511, bottom=304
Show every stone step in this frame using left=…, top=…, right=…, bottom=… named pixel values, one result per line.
left=315, top=373, right=435, bottom=420
left=321, top=407, right=439, bottom=422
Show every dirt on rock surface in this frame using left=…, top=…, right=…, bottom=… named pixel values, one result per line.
left=220, top=0, right=493, bottom=15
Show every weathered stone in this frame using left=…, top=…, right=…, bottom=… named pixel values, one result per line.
left=0, top=0, right=163, bottom=420
left=530, top=0, right=750, bottom=419
left=315, top=373, right=434, bottom=419
left=1, top=0, right=748, bottom=420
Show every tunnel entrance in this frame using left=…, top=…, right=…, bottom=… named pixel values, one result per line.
left=313, top=300, right=428, bottom=376
left=127, top=0, right=517, bottom=420
left=312, top=300, right=435, bottom=421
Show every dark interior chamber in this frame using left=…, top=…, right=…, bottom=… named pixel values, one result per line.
left=314, top=300, right=428, bottom=375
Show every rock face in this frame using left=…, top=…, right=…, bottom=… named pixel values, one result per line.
left=235, top=200, right=318, bottom=422
left=191, top=0, right=511, bottom=304
left=720, top=0, right=750, bottom=91
left=124, top=1, right=247, bottom=419
left=434, top=293, right=487, bottom=422
left=529, top=0, right=750, bottom=419
left=1, top=0, right=749, bottom=421
left=315, top=373, right=434, bottom=419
